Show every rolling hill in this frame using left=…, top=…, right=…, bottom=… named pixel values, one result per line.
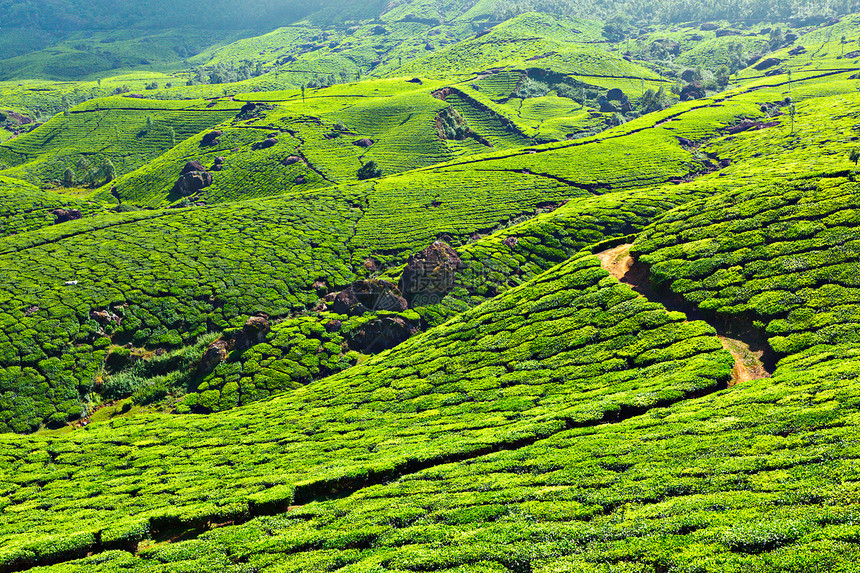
left=0, top=4, right=858, bottom=573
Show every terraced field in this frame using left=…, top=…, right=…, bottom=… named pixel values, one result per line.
left=0, top=176, right=104, bottom=237
left=0, top=97, right=242, bottom=187
left=0, top=6, right=859, bottom=573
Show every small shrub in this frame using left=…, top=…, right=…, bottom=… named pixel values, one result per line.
left=358, top=161, right=382, bottom=180
left=514, top=77, right=550, bottom=99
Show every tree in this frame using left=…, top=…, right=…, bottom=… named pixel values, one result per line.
left=75, top=157, right=96, bottom=186
left=62, top=168, right=75, bottom=187
left=168, top=127, right=176, bottom=147
left=639, top=86, right=668, bottom=114
left=850, top=148, right=860, bottom=165
left=301, top=85, right=306, bottom=101
left=602, top=14, right=630, bottom=42
left=101, top=158, right=116, bottom=183
left=357, top=161, right=382, bottom=180
left=145, top=116, right=153, bottom=132
left=769, top=28, right=784, bottom=50
left=716, top=65, right=730, bottom=87
left=788, top=103, right=797, bottom=134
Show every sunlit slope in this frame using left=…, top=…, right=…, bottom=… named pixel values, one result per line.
left=399, top=13, right=659, bottom=87
left=0, top=253, right=733, bottom=571
left=0, top=60, right=855, bottom=433
left=182, top=185, right=709, bottom=413
left=0, top=97, right=241, bottom=187
left=97, top=79, right=469, bottom=207
left=0, top=176, right=104, bottom=237
left=12, top=154, right=860, bottom=573
left=46, top=344, right=859, bottom=573
left=634, top=176, right=860, bottom=357
left=0, top=116, right=693, bottom=432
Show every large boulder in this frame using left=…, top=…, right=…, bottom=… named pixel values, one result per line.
left=253, top=138, right=278, bottom=150
left=233, top=315, right=271, bottom=351
left=201, top=340, right=229, bottom=371
left=173, top=171, right=212, bottom=196
left=90, top=309, right=121, bottom=326
left=345, top=316, right=419, bottom=354
left=754, top=57, right=781, bottom=71
left=599, top=100, right=618, bottom=113
left=399, top=241, right=463, bottom=304
left=51, top=209, right=83, bottom=224
left=173, top=161, right=213, bottom=196
left=353, top=138, right=374, bottom=148
left=332, top=280, right=408, bottom=316
left=201, top=315, right=271, bottom=370
left=181, top=161, right=206, bottom=174
left=201, top=131, right=222, bottom=146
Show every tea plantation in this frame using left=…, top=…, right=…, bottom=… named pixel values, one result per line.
left=0, top=4, right=859, bottom=572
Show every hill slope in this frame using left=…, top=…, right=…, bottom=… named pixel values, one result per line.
left=0, top=7, right=859, bottom=573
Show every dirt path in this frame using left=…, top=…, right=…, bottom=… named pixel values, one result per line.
left=596, top=244, right=635, bottom=281
left=597, top=244, right=772, bottom=385
left=718, top=336, right=772, bottom=385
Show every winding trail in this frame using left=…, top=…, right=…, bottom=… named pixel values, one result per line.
left=597, top=244, right=772, bottom=385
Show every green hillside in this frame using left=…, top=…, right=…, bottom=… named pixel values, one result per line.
left=0, top=3, right=859, bottom=573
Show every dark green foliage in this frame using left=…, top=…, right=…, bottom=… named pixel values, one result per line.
left=514, top=76, right=550, bottom=99
left=181, top=314, right=361, bottom=413
left=639, top=86, right=669, bottom=114
left=358, top=160, right=382, bottom=180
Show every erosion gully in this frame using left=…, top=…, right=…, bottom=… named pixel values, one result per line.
left=595, top=243, right=774, bottom=385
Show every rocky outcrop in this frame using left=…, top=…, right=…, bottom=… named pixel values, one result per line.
left=345, top=316, right=419, bottom=354
left=253, top=138, right=278, bottom=150
left=201, top=340, right=230, bottom=371
left=201, top=131, right=222, bottom=146
left=51, top=209, right=83, bottom=224
left=282, top=156, right=302, bottom=166
left=599, top=100, right=618, bottom=113
left=353, top=138, right=374, bottom=148
left=725, top=120, right=779, bottom=135
left=90, top=309, right=121, bottom=327
left=754, top=58, right=781, bottom=71
left=233, top=316, right=270, bottom=351
left=1, top=110, right=34, bottom=125
left=200, top=315, right=271, bottom=371
left=173, top=161, right=213, bottom=196
left=332, top=280, right=408, bottom=316
left=399, top=241, right=463, bottom=304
